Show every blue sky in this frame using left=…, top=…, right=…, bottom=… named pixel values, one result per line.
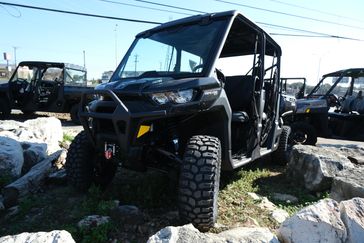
left=1, top=0, right=364, bottom=83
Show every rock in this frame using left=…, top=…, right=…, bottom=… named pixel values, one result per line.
left=246, top=192, right=291, bottom=223
left=22, top=117, right=63, bottom=153
left=22, top=149, right=40, bottom=175
left=77, top=215, right=110, bottom=229
left=286, top=145, right=354, bottom=192
left=147, top=224, right=279, bottom=243
left=53, top=149, right=67, bottom=169
left=247, top=192, right=261, bottom=201
left=217, top=227, right=279, bottom=243
left=3, top=150, right=63, bottom=207
left=340, top=198, right=364, bottom=243
left=272, top=193, right=298, bottom=203
left=318, top=144, right=364, bottom=165
left=22, top=142, right=47, bottom=162
left=111, top=205, right=144, bottom=225
left=0, top=136, right=24, bottom=178
left=330, top=167, right=364, bottom=202
left=116, top=205, right=140, bottom=215
left=47, top=169, right=67, bottom=185
left=0, top=195, right=4, bottom=211
left=0, top=120, right=23, bottom=131
left=271, top=208, right=289, bottom=224
left=0, top=230, right=75, bottom=243
left=0, top=117, right=62, bottom=155
left=278, top=198, right=347, bottom=243
left=4, top=206, right=20, bottom=220
left=258, top=197, right=277, bottom=211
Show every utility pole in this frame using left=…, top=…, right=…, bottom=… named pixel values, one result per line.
left=114, top=24, right=118, bottom=68
left=13, top=46, right=18, bottom=67
left=134, top=54, right=139, bottom=76
left=83, top=50, right=86, bottom=68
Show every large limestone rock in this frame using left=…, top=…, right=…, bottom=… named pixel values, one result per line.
left=77, top=215, right=111, bottom=229
left=279, top=198, right=347, bottom=243
left=0, top=117, right=62, bottom=155
left=279, top=197, right=364, bottom=243
left=0, top=136, right=24, bottom=178
left=340, top=198, right=364, bottom=243
left=318, top=144, right=364, bottom=165
left=147, top=224, right=279, bottom=243
left=0, top=230, right=75, bottom=243
left=286, top=145, right=354, bottom=192
left=330, top=167, right=364, bottom=202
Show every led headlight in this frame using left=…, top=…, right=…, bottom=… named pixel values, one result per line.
left=151, top=93, right=169, bottom=104
left=151, top=89, right=195, bottom=104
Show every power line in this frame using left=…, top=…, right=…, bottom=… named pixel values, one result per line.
left=1, top=1, right=362, bottom=41
left=214, top=0, right=364, bottom=31
left=133, top=0, right=205, bottom=14
left=99, top=0, right=362, bottom=41
left=99, top=0, right=190, bottom=16
left=0, top=3, right=21, bottom=17
left=0, top=1, right=161, bottom=24
left=257, top=22, right=363, bottom=41
left=270, top=33, right=353, bottom=38
left=268, top=0, right=364, bottom=24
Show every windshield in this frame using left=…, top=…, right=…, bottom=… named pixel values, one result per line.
left=282, top=78, right=305, bottom=97
left=64, top=68, right=87, bottom=86
left=311, top=75, right=351, bottom=97
left=113, top=20, right=226, bottom=81
left=10, top=65, right=38, bottom=84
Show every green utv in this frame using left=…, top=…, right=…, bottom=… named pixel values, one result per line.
left=66, top=10, right=290, bottom=231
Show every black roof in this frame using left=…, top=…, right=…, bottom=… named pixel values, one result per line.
left=18, top=61, right=86, bottom=71
left=136, top=10, right=281, bottom=57
left=323, top=68, right=364, bottom=78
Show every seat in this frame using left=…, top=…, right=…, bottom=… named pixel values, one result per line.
left=224, top=75, right=255, bottom=123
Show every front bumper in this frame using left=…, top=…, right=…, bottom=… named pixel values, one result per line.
left=79, top=89, right=167, bottom=152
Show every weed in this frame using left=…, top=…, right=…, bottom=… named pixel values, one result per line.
left=62, top=133, right=74, bottom=143
left=81, top=185, right=116, bottom=215
left=76, top=222, right=113, bottom=243
left=218, top=168, right=276, bottom=229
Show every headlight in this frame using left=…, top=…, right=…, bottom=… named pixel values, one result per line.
left=151, top=89, right=195, bottom=104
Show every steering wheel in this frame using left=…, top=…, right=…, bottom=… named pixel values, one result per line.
left=327, top=93, right=341, bottom=107
left=14, top=78, right=30, bottom=93
left=192, top=64, right=204, bottom=73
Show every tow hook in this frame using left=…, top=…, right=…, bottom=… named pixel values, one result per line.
left=104, top=142, right=115, bottom=160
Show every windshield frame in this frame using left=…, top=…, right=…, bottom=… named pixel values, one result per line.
left=308, top=69, right=364, bottom=97
left=111, top=17, right=230, bottom=82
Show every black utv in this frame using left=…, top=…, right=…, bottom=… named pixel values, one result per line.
left=283, top=69, right=364, bottom=144
left=0, top=61, right=91, bottom=123
left=66, top=10, right=290, bottom=231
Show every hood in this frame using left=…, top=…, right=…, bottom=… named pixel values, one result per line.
left=0, top=82, right=9, bottom=91
left=95, top=77, right=220, bottom=94
left=296, top=98, right=327, bottom=113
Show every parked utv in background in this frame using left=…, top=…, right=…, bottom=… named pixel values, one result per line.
left=284, top=69, right=364, bottom=144
left=0, top=61, right=92, bottom=123
left=279, top=77, right=306, bottom=114
left=66, top=10, right=290, bottom=231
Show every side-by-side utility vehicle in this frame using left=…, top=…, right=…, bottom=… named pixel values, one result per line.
left=0, top=61, right=91, bottom=123
left=284, top=69, right=364, bottom=144
left=66, top=10, right=290, bottom=231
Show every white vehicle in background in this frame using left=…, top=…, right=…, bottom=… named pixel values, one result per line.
left=101, top=70, right=113, bottom=83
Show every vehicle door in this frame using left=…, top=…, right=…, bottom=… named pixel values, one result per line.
left=8, top=65, right=38, bottom=109
left=35, top=66, right=64, bottom=109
